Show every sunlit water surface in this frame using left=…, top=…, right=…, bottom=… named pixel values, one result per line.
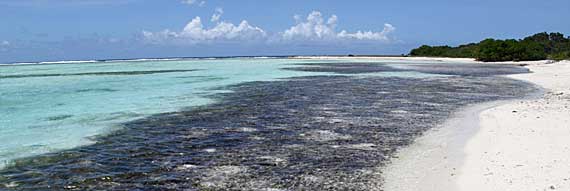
left=0, top=58, right=445, bottom=168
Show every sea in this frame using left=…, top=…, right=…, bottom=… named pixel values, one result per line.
left=0, top=57, right=537, bottom=190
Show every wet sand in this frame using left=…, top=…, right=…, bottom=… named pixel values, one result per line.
left=383, top=60, right=570, bottom=191
left=0, top=60, right=536, bottom=190
left=458, top=61, right=570, bottom=191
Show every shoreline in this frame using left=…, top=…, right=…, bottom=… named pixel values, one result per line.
left=381, top=101, right=509, bottom=190
left=292, top=56, right=554, bottom=65
left=0, top=57, right=537, bottom=190
left=1, top=56, right=566, bottom=189
left=0, top=55, right=553, bottom=67
left=382, top=60, right=570, bottom=190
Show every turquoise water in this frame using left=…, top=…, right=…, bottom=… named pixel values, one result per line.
left=0, top=58, right=441, bottom=168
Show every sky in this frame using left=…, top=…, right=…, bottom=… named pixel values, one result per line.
left=0, top=0, right=569, bottom=63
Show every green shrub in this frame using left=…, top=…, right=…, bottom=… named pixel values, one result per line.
left=410, top=32, right=569, bottom=62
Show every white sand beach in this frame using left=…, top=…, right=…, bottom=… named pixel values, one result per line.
left=382, top=60, right=570, bottom=191
left=292, top=56, right=551, bottom=65
left=292, top=56, right=480, bottom=63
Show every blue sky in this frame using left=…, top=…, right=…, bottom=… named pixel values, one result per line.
left=0, top=0, right=569, bottom=63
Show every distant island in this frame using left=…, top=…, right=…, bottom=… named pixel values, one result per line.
left=410, top=32, right=570, bottom=62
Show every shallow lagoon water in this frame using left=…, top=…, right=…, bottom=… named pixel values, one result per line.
left=0, top=58, right=345, bottom=168
left=0, top=58, right=535, bottom=190
left=0, top=58, right=450, bottom=169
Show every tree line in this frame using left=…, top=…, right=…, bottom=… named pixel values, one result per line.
left=409, top=32, right=570, bottom=62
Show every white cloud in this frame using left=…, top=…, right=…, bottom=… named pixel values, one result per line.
left=280, top=11, right=395, bottom=42
left=282, top=11, right=338, bottom=41
left=181, top=0, right=205, bottom=6
left=143, top=16, right=266, bottom=44
left=142, top=10, right=395, bottom=45
left=337, top=24, right=396, bottom=41
left=211, top=7, right=223, bottom=22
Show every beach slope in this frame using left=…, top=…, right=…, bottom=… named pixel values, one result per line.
left=384, top=60, right=570, bottom=191
left=457, top=61, right=570, bottom=190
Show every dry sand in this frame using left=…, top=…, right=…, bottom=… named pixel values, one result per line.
left=297, top=56, right=569, bottom=190
left=457, top=61, right=570, bottom=191
left=292, top=56, right=550, bottom=65
left=292, top=56, right=479, bottom=63
left=382, top=60, right=570, bottom=191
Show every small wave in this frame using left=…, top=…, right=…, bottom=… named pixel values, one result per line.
left=0, top=60, right=100, bottom=66
left=0, top=56, right=285, bottom=66
left=41, top=60, right=99, bottom=64
left=102, top=58, right=186, bottom=63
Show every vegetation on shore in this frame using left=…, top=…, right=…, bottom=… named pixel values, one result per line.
left=410, top=32, right=570, bottom=62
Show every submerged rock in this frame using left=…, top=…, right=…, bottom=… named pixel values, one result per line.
left=0, top=62, right=537, bottom=190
